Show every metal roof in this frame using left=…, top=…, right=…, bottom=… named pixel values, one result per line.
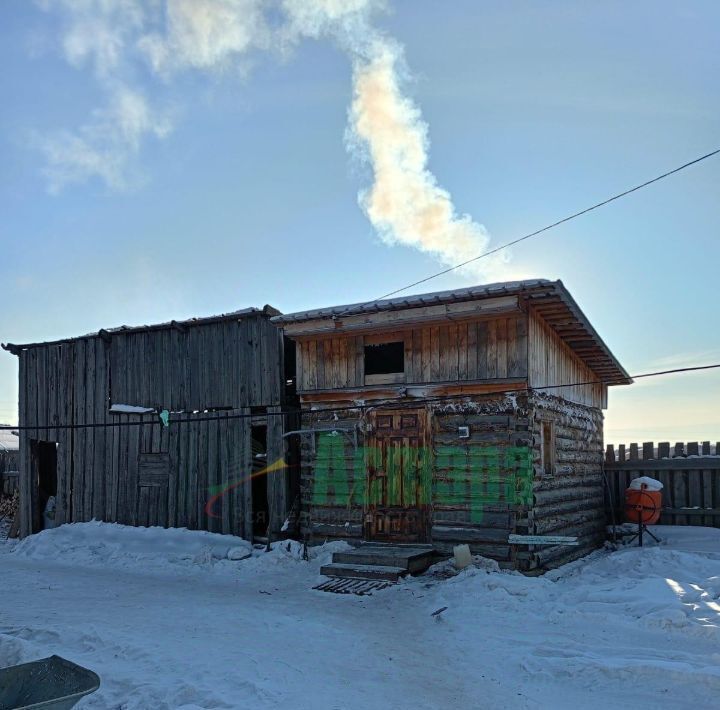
left=272, top=279, right=550, bottom=322
left=2, top=305, right=281, bottom=354
left=272, top=279, right=631, bottom=384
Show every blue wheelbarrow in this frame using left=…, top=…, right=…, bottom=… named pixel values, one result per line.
left=0, top=655, right=100, bottom=709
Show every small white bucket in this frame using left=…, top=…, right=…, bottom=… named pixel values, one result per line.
left=453, top=544, right=472, bottom=569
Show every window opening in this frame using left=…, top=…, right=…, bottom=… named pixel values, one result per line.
left=364, top=341, right=404, bottom=375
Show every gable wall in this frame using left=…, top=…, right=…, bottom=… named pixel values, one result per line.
left=527, top=309, right=607, bottom=409
left=295, top=315, right=529, bottom=392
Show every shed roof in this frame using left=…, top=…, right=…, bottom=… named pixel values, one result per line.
left=272, top=279, right=631, bottom=385
left=2, top=304, right=281, bottom=355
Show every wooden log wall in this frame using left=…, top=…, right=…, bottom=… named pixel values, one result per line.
left=431, top=395, right=533, bottom=565
left=525, top=392, right=605, bottom=570
left=299, top=391, right=607, bottom=572
left=299, top=405, right=365, bottom=542
left=299, top=399, right=535, bottom=558
left=295, top=315, right=528, bottom=392
left=16, top=313, right=284, bottom=539
left=605, top=441, right=720, bottom=528
left=528, top=310, right=606, bottom=409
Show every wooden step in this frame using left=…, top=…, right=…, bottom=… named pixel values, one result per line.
left=319, top=563, right=408, bottom=582
left=332, top=547, right=433, bottom=573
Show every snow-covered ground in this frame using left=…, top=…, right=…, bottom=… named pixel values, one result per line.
left=1, top=523, right=718, bottom=709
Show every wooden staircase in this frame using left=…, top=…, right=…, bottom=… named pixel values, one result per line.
left=320, top=543, right=435, bottom=583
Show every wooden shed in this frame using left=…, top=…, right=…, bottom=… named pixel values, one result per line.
left=3, top=306, right=294, bottom=541
left=272, top=279, right=632, bottom=572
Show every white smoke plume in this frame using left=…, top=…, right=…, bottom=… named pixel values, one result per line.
left=348, top=41, right=493, bottom=270
left=36, top=0, right=502, bottom=276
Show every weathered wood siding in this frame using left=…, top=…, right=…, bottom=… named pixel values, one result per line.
left=528, top=310, right=607, bottom=408
left=0, top=450, right=19, bottom=475
left=110, top=318, right=282, bottom=410
left=296, top=315, right=528, bottom=392
left=16, top=314, right=285, bottom=539
left=0, top=450, right=19, bottom=497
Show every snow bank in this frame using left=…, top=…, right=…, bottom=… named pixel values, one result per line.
left=409, top=528, right=720, bottom=706
left=12, top=521, right=253, bottom=571
left=10, top=521, right=350, bottom=577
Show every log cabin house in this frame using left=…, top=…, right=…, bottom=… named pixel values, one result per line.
left=273, top=279, right=631, bottom=571
left=4, top=278, right=630, bottom=572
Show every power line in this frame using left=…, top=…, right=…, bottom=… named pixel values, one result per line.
left=632, top=363, right=720, bottom=379
left=3, top=153, right=718, bottom=434
left=1, top=362, right=718, bottom=432
left=341, top=147, right=720, bottom=310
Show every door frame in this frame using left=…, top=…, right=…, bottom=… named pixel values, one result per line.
left=364, top=407, right=431, bottom=543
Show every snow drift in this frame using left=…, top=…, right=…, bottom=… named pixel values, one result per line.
left=2, top=523, right=718, bottom=709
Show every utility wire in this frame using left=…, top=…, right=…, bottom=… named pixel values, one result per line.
left=339, top=147, right=720, bottom=310
left=1, top=362, right=718, bottom=432
left=3, top=152, right=718, bottom=433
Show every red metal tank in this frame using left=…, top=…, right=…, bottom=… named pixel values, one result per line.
left=625, top=484, right=662, bottom=525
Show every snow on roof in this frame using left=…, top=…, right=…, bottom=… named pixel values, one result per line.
left=272, top=278, right=551, bottom=323
left=0, top=426, right=19, bottom=451
left=2, top=304, right=282, bottom=353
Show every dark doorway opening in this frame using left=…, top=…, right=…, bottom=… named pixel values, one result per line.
left=283, top=336, right=297, bottom=399
left=251, top=426, right=269, bottom=539
left=31, top=440, right=57, bottom=533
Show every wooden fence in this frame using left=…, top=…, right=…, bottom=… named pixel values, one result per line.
left=0, top=450, right=19, bottom=497
left=604, top=441, right=720, bottom=527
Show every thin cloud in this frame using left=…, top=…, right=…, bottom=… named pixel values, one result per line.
left=34, top=0, right=508, bottom=279
left=38, top=84, right=172, bottom=193
left=137, top=0, right=270, bottom=75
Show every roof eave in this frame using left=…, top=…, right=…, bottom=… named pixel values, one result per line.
left=2, top=304, right=282, bottom=353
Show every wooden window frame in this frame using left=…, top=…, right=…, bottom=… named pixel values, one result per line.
left=540, top=419, right=556, bottom=477
left=363, top=334, right=406, bottom=386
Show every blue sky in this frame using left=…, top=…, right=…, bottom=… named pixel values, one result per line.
left=1, top=0, right=718, bottom=443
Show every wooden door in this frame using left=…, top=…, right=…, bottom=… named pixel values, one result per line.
left=366, top=409, right=430, bottom=542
